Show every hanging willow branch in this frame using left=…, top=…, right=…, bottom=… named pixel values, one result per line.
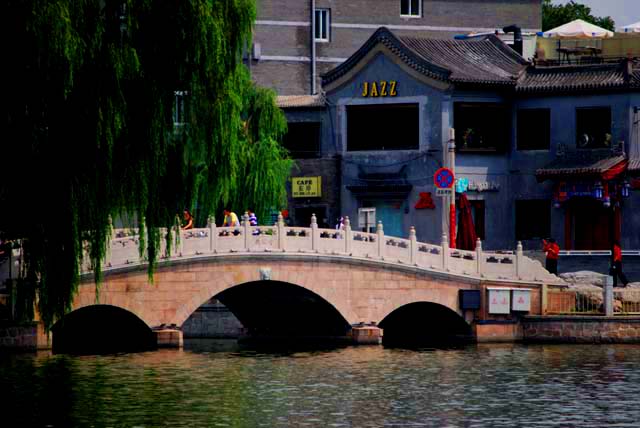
left=1, top=0, right=291, bottom=331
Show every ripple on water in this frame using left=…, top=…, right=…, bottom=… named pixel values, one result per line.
left=2, top=343, right=640, bottom=426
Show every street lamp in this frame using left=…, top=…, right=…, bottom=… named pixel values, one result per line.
left=593, top=181, right=604, bottom=199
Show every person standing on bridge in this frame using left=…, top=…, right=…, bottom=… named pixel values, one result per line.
left=542, top=238, right=560, bottom=275
left=181, top=209, right=194, bottom=230
left=611, top=240, right=629, bottom=288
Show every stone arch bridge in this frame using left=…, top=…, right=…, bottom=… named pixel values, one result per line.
left=17, top=215, right=562, bottom=349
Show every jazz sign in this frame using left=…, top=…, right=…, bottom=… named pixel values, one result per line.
left=292, top=176, right=322, bottom=198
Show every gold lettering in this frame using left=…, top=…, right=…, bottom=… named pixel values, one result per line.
left=380, top=81, right=388, bottom=96
left=361, top=82, right=368, bottom=97
left=389, top=81, right=397, bottom=96
left=370, top=82, right=379, bottom=97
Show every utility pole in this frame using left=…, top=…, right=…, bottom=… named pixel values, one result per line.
left=448, top=128, right=456, bottom=248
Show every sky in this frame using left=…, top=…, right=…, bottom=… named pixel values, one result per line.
left=551, top=0, right=640, bottom=27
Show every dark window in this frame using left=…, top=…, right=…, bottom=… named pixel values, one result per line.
left=515, top=200, right=550, bottom=240
left=401, top=0, right=421, bottom=16
left=454, top=103, right=510, bottom=152
left=517, top=109, right=550, bottom=150
left=314, top=9, right=330, bottom=42
left=174, top=90, right=188, bottom=126
left=576, top=107, right=611, bottom=149
left=282, top=122, right=321, bottom=159
left=347, top=103, right=419, bottom=151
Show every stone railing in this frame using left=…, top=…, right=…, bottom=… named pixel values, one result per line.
left=94, top=213, right=560, bottom=284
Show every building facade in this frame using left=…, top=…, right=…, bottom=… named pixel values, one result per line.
left=278, top=27, right=640, bottom=251
left=251, top=0, right=542, bottom=95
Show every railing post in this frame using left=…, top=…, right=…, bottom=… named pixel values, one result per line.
left=277, top=213, right=285, bottom=251
left=516, top=241, right=523, bottom=280
left=441, top=234, right=449, bottom=271
left=377, top=221, right=385, bottom=259
left=243, top=211, right=250, bottom=251
left=475, top=238, right=483, bottom=276
left=409, top=226, right=417, bottom=265
left=344, top=216, right=352, bottom=254
left=175, top=224, right=184, bottom=257
left=208, top=216, right=217, bottom=253
left=311, top=213, right=318, bottom=252
left=604, top=277, right=614, bottom=316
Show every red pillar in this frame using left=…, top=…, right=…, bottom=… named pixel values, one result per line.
left=450, top=203, right=456, bottom=249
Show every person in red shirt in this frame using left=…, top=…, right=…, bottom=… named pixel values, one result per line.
left=611, top=240, right=629, bottom=288
left=542, top=238, right=560, bottom=275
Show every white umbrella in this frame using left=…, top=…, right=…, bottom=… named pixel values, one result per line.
left=539, top=19, right=614, bottom=39
left=620, top=21, right=640, bottom=33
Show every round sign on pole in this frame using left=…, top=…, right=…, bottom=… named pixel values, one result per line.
left=434, top=167, right=455, bottom=189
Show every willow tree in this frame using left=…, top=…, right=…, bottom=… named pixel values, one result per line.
left=1, top=0, right=291, bottom=330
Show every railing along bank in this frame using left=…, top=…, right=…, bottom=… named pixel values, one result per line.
left=100, top=214, right=559, bottom=284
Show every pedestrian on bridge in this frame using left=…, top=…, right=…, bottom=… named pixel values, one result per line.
left=181, top=209, right=194, bottom=230
left=611, top=240, right=629, bottom=288
left=542, top=238, right=560, bottom=275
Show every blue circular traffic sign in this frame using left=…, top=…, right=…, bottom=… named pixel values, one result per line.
left=434, top=168, right=455, bottom=189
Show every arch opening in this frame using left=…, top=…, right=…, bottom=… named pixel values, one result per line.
left=201, top=280, right=351, bottom=343
left=52, top=305, right=156, bottom=355
left=379, top=302, right=473, bottom=347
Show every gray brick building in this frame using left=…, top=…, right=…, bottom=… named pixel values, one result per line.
left=250, top=0, right=542, bottom=95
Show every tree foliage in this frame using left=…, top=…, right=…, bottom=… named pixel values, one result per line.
left=1, top=0, right=291, bottom=331
left=542, top=0, right=615, bottom=32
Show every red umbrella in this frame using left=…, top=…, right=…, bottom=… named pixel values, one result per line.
left=456, top=193, right=477, bottom=251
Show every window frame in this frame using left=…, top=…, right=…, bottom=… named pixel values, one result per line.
left=515, top=199, right=551, bottom=241
left=517, top=108, right=551, bottom=151
left=282, top=121, right=322, bottom=159
left=400, top=0, right=422, bottom=18
left=454, top=102, right=511, bottom=153
left=314, top=9, right=330, bottom=43
left=174, top=90, right=188, bottom=127
left=575, top=106, right=612, bottom=149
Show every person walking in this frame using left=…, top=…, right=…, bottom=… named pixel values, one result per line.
left=542, top=238, right=560, bottom=275
left=611, top=240, right=630, bottom=288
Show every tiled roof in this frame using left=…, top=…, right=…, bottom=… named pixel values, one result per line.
left=398, top=35, right=528, bottom=85
left=535, top=151, right=626, bottom=180
left=276, top=94, right=325, bottom=109
left=322, top=27, right=527, bottom=88
left=518, top=62, right=640, bottom=93
left=628, top=157, right=640, bottom=172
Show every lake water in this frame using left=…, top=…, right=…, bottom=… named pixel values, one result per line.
left=2, top=340, right=640, bottom=427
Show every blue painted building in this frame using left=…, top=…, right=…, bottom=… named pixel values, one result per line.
left=279, top=28, right=640, bottom=251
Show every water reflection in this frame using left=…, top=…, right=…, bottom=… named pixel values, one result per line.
left=2, top=342, right=640, bottom=427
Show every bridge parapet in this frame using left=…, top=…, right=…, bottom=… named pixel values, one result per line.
left=90, top=214, right=561, bottom=284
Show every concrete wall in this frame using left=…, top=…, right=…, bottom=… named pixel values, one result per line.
left=524, top=316, right=640, bottom=343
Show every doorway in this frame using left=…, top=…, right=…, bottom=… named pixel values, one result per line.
left=568, top=197, right=612, bottom=250
left=363, top=200, right=405, bottom=238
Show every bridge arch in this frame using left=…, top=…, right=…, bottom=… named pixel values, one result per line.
left=52, top=304, right=156, bottom=354
left=202, top=280, right=351, bottom=337
left=379, top=302, right=473, bottom=345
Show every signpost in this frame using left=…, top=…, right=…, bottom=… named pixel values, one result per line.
left=434, top=155, right=456, bottom=248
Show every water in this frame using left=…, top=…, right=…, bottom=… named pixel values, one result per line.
left=2, top=341, right=640, bottom=427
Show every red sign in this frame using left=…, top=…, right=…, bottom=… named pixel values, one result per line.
left=434, top=168, right=455, bottom=189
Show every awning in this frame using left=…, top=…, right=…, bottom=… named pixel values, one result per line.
left=628, top=157, right=640, bottom=174
left=535, top=154, right=627, bottom=182
left=539, top=19, right=614, bottom=39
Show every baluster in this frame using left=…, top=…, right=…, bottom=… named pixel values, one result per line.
left=208, top=216, right=217, bottom=253
left=344, top=216, right=352, bottom=254
left=441, top=234, right=449, bottom=271
left=475, top=238, right=483, bottom=276
left=243, top=211, right=250, bottom=251
left=377, top=221, right=385, bottom=259
left=409, top=226, right=417, bottom=265
left=516, top=241, right=523, bottom=279
left=311, top=213, right=318, bottom=252
left=277, top=213, right=285, bottom=251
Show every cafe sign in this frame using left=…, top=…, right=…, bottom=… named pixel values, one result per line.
left=361, top=80, right=398, bottom=97
left=292, top=176, right=322, bottom=198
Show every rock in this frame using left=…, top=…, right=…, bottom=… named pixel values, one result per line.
left=559, top=270, right=608, bottom=288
